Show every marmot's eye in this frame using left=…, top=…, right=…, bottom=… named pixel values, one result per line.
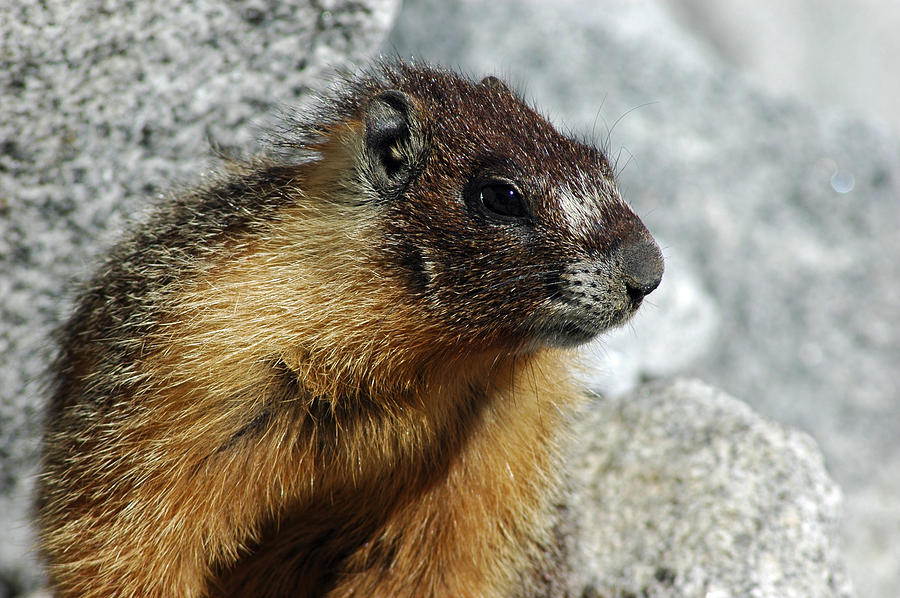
left=480, top=183, right=528, bottom=219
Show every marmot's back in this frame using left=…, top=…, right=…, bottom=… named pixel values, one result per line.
left=38, top=61, right=662, bottom=597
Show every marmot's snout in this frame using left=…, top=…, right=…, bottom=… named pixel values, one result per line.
left=620, top=234, right=664, bottom=304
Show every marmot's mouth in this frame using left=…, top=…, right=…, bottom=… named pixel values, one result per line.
left=532, top=303, right=638, bottom=348
left=539, top=320, right=597, bottom=347
left=531, top=316, right=609, bottom=348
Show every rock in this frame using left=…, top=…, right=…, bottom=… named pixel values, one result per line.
left=389, top=0, right=897, bottom=594
left=572, top=379, right=854, bottom=598
left=0, top=0, right=399, bottom=593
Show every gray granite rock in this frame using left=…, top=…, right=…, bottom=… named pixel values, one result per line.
left=0, top=0, right=399, bottom=594
left=390, top=0, right=896, bottom=594
left=572, top=379, right=854, bottom=598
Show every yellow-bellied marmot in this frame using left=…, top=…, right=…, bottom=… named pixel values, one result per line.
left=37, top=60, right=664, bottom=597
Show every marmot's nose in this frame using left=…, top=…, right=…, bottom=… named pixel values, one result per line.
left=621, top=235, right=664, bottom=303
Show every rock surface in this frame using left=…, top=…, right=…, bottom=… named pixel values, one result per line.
left=572, top=379, right=853, bottom=598
left=0, top=0, right=399, bottom=594
left=389, top=0, right=896, bottom=595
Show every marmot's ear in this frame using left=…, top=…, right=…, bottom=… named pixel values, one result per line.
left=364, top=90, right=421, bottom=187
left=479, top=75, right=510, bottom=94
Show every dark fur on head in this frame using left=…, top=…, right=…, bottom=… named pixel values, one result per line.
left=277, top=60, right=662, bottom=350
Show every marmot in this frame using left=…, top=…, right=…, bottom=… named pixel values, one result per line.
left=37, top=61, right=663, bottom=597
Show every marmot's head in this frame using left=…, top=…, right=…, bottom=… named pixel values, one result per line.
left=294, top=62, right=663, bottom=353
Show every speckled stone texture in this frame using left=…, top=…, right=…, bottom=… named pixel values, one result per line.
left=572, top=379, right=853, bottom=598
left=0, top=0, right=399, bottom=594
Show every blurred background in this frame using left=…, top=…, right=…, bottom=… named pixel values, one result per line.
left=667, top=0, right=900, bottom=136
left=2, top=0, right=897, bottom=596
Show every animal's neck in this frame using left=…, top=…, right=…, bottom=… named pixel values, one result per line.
left=312, top=348, right=580, bottom=597
left=213, top=348, right=580, bottom=597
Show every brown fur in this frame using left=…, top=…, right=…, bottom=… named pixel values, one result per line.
left=37, top=61, right=663, bottom=597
